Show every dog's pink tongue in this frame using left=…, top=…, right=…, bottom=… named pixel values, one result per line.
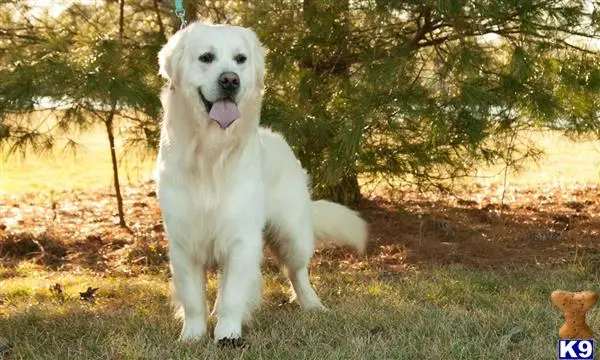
left=209, top=100, right=240, bottom=129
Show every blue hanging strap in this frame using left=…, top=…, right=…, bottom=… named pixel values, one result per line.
left=174, top=0, right=187, bottom=29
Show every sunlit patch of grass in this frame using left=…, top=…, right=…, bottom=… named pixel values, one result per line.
left=360, top=130, right=600, bottom=197
left=0, top=123, right=156, bottom=194
left=471, top=131, right=600, bottom=187
left=1, top=265, right=599, bottom=359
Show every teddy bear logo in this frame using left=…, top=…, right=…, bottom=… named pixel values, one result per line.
left=551, top=290, right=598, bottom=339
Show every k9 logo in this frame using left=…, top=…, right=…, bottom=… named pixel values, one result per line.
left=558, top=339, right=594, bottom=360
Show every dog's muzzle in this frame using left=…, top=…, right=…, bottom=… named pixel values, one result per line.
left=198, top=72, right=241, bottom=129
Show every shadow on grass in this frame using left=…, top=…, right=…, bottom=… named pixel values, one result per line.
left=351, top=195, right=600, bottom=270
left=0, top=229, right=168, bottom=276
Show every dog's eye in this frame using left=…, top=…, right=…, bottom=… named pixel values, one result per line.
left=234, top=54, right=247, bottom=64
left=198, top=53, right=215, bottom=64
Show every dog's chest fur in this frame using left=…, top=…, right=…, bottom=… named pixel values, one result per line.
left=156, top=123, right=266, bottom=264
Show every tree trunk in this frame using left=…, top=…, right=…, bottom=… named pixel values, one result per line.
left=102, top=0, right=127, bottom=228
left=152, top=0, right=166, bottom=40
left=105, top=111, right=127, bottom=228
left=324, top=172, right=361, bottom=207
left=118, top=0, right=125, bottom=36
left=185, top=2, right=197, bottom=24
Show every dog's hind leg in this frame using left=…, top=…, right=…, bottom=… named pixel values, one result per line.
left=270, top=214, right=327, bottom=311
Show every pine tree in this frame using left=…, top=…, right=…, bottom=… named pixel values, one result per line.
left=0, top=1, right=165, bottom=225
left=240, top=0, right=600, bottom=202
left=2, top=0, right=599, bottom=208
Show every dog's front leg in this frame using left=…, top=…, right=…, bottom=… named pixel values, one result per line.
left=213, top=231, right=263, bottom=343
left=170, top=243, right=208, bottom=341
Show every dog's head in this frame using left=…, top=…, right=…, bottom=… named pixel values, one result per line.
left=158, top=22, right=265, bottom=129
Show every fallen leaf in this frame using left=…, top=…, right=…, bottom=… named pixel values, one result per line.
left=79, top=287, right=99, bottom=302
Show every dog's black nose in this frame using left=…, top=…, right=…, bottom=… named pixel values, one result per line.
left=218, top=72, right=240, bottom=92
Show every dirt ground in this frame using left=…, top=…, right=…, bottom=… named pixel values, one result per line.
left=361, top=183, right=600, bottom=269
left=1, top=181, right=599, bottom=275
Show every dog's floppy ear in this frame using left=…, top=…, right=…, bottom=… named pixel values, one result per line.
left=242, top=28, right=266, bottom=89
left=158, top=28, right=188, bottom=85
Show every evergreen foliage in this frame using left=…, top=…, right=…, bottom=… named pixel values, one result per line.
left=1, top=0, right=599, bottom=207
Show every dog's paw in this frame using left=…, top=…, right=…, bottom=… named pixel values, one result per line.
left=304, top=304, right=329, bottom=312
left=298, top=299, right=329, bottom=312
left=179, top=320, right=207, bottom=342
left=216, top=337, right=249, bottom=349
left=214, top=318, right=242, bottom=342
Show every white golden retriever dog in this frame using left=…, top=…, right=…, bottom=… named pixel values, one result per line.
left=156, top=22, right=368, bottom=344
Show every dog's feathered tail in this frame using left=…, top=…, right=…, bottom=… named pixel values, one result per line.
left=312, top=200, right=368, bottom=253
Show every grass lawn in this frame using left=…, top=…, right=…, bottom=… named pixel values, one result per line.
left=2, top=265, right=598, bottom=359
left=1, top=127, right=600, bottom=359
